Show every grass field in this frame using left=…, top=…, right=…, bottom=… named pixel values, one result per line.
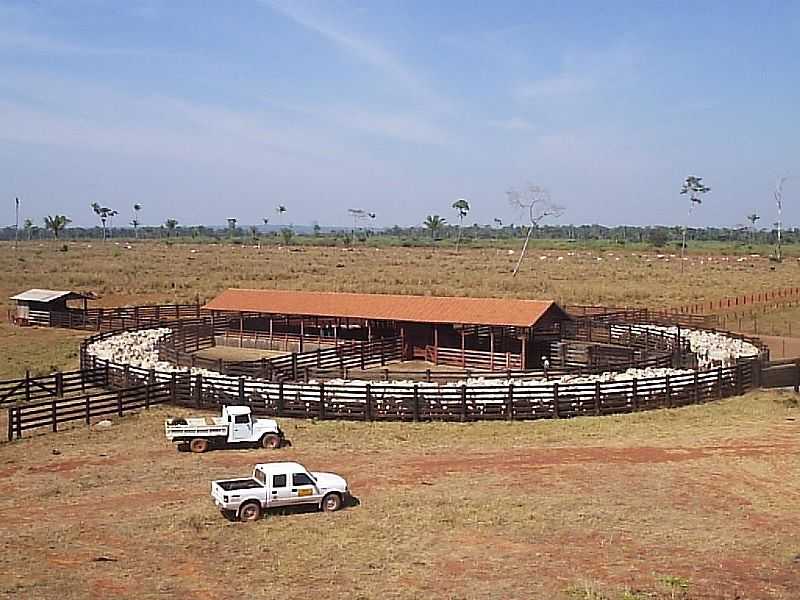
left=2, top=239, right=800, bottom=599
left=0, top=393, right=798, bottom=600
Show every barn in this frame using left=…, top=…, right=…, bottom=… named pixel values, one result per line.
left=9, top=289, right=96, bottom=327
left=202, top=289, right=571, bottom=370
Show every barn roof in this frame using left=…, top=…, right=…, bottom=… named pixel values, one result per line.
left=203, top=288, right=570, bottom=328
left=10, top=289, right=95, bottom=303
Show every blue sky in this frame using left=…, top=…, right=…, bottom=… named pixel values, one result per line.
left=1, top=0, right=798, bottom=229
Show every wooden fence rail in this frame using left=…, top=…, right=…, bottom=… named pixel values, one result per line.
left=7, top=381, right=172, bottom=440
left=0, top=367, right=107, bottom=406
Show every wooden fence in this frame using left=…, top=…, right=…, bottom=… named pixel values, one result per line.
left=675, top=287, right=800, bottom=315
left=0, top=367, right=107, bottom=406
left=7, top=380, right=172, bottom=440
left=43, top=303, right=202, bottom=331
left=426, top=346, right=523, bottom=370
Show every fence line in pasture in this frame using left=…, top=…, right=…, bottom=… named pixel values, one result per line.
left=0, top=367, right=107, bottom=407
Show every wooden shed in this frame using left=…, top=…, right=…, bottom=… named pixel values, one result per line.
left=10, top=289, right=95, bottom=327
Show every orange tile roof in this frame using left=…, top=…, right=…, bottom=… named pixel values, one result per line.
left=203, top=288, right=568, bottom=328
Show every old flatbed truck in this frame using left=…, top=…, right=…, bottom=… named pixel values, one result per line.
left=165, top=405, right=285, bottom=453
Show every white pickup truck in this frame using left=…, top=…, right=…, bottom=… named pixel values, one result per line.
left=165, top=405, right=285, bottom=453
left=211, top=461, right=350, bottom=521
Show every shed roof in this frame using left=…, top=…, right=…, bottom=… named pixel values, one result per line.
left=10, top=289, right=94, bottom=303
left=203, top=288, right=569, bottom=328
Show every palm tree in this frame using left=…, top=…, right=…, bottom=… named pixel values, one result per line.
left=22, top=218, right=33, bottom=241
left=746, top=212, right=760, bottom=242
left=227, top=218, right=237, bottom=239
left=423, top=215, right=446, bottom=241
left=91, top=203, right=117, bottom=241
left=132, top=203, right=142, bottom=238
left=275, top=205, right=287, bottom=226
left=165, top=219, right=178, bottom=238
left=679, top=176, right=710, bottom=265
left=451, top=198, right=470, bottom=253
left=44, top=215, right=71, bottom=239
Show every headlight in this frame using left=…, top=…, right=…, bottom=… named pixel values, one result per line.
left=223, top=495, right=229, bottom=502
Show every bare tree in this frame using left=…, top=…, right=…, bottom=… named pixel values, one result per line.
left=679, top=176, right=710, bottom=267
left=775, top=177, right=787, bottom=261
left=507, top=184, right=564, bottom=277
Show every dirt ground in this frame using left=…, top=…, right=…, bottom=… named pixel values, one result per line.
left=1, top=391, right=798, bottom=600
left=194, top=346, right=289, bottom=361
left=757, top=335, right=800, bottom=360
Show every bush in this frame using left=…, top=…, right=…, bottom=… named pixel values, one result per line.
left=648, top=230, right=669, bottom=247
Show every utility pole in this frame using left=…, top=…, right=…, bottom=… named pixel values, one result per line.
left=14, top=197, right=19, bottom=250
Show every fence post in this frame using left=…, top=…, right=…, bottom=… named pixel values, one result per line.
left=736, top=362, right=743, bottom=395
left=238, top=377, right=245, bottom=405
left=145, top=379, right=151, bottom=409
left=594, top=381, right=601, bottom=416
left=55, top=371, right=64, bottom=398
left=170, top=373, right=177, bottom=403
left=364, top=384, right=372, bottom=421
left=665, top=374, right=672, bottom=408
left=460, top=384, right=467, bottom=422
left=15, top=407, right=22, bottom=439
left=795, top=360, right=800, bottom=393
left=717, top=367, right=724, bottom=398
left=277, top=382, right=285, bottom=416
left=7, top=408, right=13, bottom=441
left=552, top=382, right=560, bottom=419
left=51, top=398, right=58, bottom=432
left=85, top=396, right=91, bottom=425
left=25, top=370, right=30, bottom=403
left=506, top=383, right=514, bottom=420
left=413, top=384, right=420, bottom=422
left=194, top=374, right=203, bottom=408
left=104, top=363, right=110, bottom=387
left=292, top=353, right=298, bottom=381
left=360, top=344, right=365, bottom=370
left=117, top=390, right=124, bottom=417
left=693, top=371, right=700, bottom=403
left=319, top=382, right=326, bottom=420
left=316, top=349, right=321, bottom=369
left=631, top=379, right=638, bottom=411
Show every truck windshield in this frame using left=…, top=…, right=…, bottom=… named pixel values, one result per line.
left=254, top=469, right=266, bottom=486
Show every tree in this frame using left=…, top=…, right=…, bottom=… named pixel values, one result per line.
left=507, top=184, right=564, bottom=277
left=280, top=227, right=294, bottom=245
left=227, top=218, right=237, bottom=239
left=23, top=218, right=33, bottom=241
left=132, top=203, right=142, bottom=238
left=250, top=225, right=260, bottom=246
left=679, top=176, right=710, bottom=265
left=348, top=209, right=376, bottom=240
left=44, top=215, right=71, bottom=239
left=775, top=177, right=788, bottom=261
left=91, top=203, right=117, bottom=241
left=423, top=215, right=446, bottom=241
left=452, top=198, right=470, bottom=253
left=165, top=219, right=178, bottom=237
left=648, top=228, right=669, bottom=247
left=746, top=212, right=760, bottom=242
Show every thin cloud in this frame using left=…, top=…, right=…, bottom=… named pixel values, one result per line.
left=516, top=74, right=592, bottom=100
left=260, top=0, right=451, bottom=111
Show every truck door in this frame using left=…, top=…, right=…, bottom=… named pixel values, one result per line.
left=229, top=414, right=252, bottom=442
left=291, top=471, right=320, bottom=504
left=269, top=472, right=292, bottom=506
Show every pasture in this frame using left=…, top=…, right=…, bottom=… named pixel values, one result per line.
left=2, top=239, right=800, bottom=599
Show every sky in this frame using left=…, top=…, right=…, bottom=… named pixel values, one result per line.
left=1, top=0, right=798, bottom=229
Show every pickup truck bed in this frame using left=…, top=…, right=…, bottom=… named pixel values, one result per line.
left=216, top=478, right=262, bottom=492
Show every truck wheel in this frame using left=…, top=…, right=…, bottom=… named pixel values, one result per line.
left=189, top=438, right=209, bottom=453
left=239, top=501, right=261, bottom=522
left=322, top=493, right=342, bottom=512
left=261, top=434, right=281, bottom=449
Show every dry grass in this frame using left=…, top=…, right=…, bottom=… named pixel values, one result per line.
left=3, top=240, right=800, bottom=599
left=0, top=392, right=798, bottom=600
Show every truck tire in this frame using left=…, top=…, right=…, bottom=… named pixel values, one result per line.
left=321, top=492, right=342, bottom=512
left=261, top=434, right=281, bottom=449
left=238, top=501, right=261, bottom=522
left=189, top=438, right=209, bottom=453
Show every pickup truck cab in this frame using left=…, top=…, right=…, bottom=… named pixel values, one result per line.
left=165, top=406, right=284, bottom=453
left=211, top=462, right=350, bottom=521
